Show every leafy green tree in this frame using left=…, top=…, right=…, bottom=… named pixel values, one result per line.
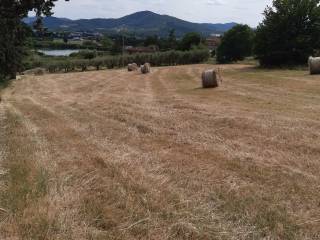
left=254, top=0, right=320, bottom=66
left=110, top=41, right=123, bottom=55
left=167, top=29, right=178, bottom=50
left=217, top=24, right=254, bottom=63
left=144, top=35, right=159, bottom=47
left=63, top=33, right=69, bottom=43
left=179, top=32, right=201, bottom=51
left=100, top=36, right=113, bottom=49
left=0, top=0, right=69, bottom=80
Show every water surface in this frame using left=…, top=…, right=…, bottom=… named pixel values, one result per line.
left=38, top=49, right=79, bottom=56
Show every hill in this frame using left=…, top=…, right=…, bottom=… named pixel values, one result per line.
left=24, top=11, right=237, bottom=37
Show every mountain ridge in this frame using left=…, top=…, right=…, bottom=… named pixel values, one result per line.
left=24, top=11, right=237, bottom=37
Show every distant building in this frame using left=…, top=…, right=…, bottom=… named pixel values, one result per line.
left=68, top=31, right=103, bottom=41
left=206, top=35, right=222, bottom=50
left=125, top=45, right=158, bottom=54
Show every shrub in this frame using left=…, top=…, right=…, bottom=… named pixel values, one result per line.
left=92, top=58, right=104, bottom=70
left=71, top=50, right=97, bottom=59
left=74, top=59, right=90, bottom=72
left=46, top=62, right=58, bottom=73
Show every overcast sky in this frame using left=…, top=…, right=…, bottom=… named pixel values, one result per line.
left=49, top=0, right=272, bottom=27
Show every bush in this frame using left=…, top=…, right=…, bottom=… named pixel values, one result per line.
left=92, top=58, right=104, bottom=70
left=82, top=40, right=98, bottom=48
left=74, top=59, right=90, bottom=72
left=71, top=50, right=97, bottom=59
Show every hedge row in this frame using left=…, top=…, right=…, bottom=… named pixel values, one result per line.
left=41, top=50, right=210, bottom=73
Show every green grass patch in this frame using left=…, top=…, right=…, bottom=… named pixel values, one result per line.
left=0, top=112, right=53, bottom=239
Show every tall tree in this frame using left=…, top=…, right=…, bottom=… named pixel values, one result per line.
left=179, top=32, right=201, bottom=51
left=216, top=24, right=254, bottom=63
left=0, top=0, right=69, bottom=80
left=100, top=36, right=113, bottom=49
left=144, top=35, right=159, bottom=47
left=254, top=0, right=320, bottom=66
left=167, top=29, right=177, bottom=50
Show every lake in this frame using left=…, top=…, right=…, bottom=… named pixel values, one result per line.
left=38, top=49, right=80, bottom=56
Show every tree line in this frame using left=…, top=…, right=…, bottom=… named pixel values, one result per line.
left=40, top=50, right=210, bottom=73
left=217, top=0, right=320, bottom=66
left=32, top=30, right=206, bottom=54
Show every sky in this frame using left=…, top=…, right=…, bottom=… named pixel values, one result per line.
left=48, top=0, right=273, bottom=27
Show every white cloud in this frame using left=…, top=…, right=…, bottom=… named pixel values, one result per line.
left=206, top=0, right=224, bottom=6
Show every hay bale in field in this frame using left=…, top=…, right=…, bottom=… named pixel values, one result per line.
left=141, top=63, right=151, bottom=74
left=202, top=69, right=220, bottom=88
left=309, top=57, right=320, bottom=75
left=128, top=63, right=138, bottom=71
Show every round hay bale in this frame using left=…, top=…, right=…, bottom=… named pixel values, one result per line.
left=309, top=57, right=320, bottom=75
left=141, top=63, right=151, bottom=74
left=128, top=63, right=138, bottom=71
left=202, top=70, right=219, bottom=88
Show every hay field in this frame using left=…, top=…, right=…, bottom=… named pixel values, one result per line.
left=0, top=64, right=320, bottom=239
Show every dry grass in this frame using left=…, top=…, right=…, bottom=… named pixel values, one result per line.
left=1, top=64, right=320, bottom=239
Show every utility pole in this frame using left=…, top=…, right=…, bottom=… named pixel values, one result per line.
left=118, top=27, right=126, bottom=68
left=122, top=33, right=125, bottom=68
